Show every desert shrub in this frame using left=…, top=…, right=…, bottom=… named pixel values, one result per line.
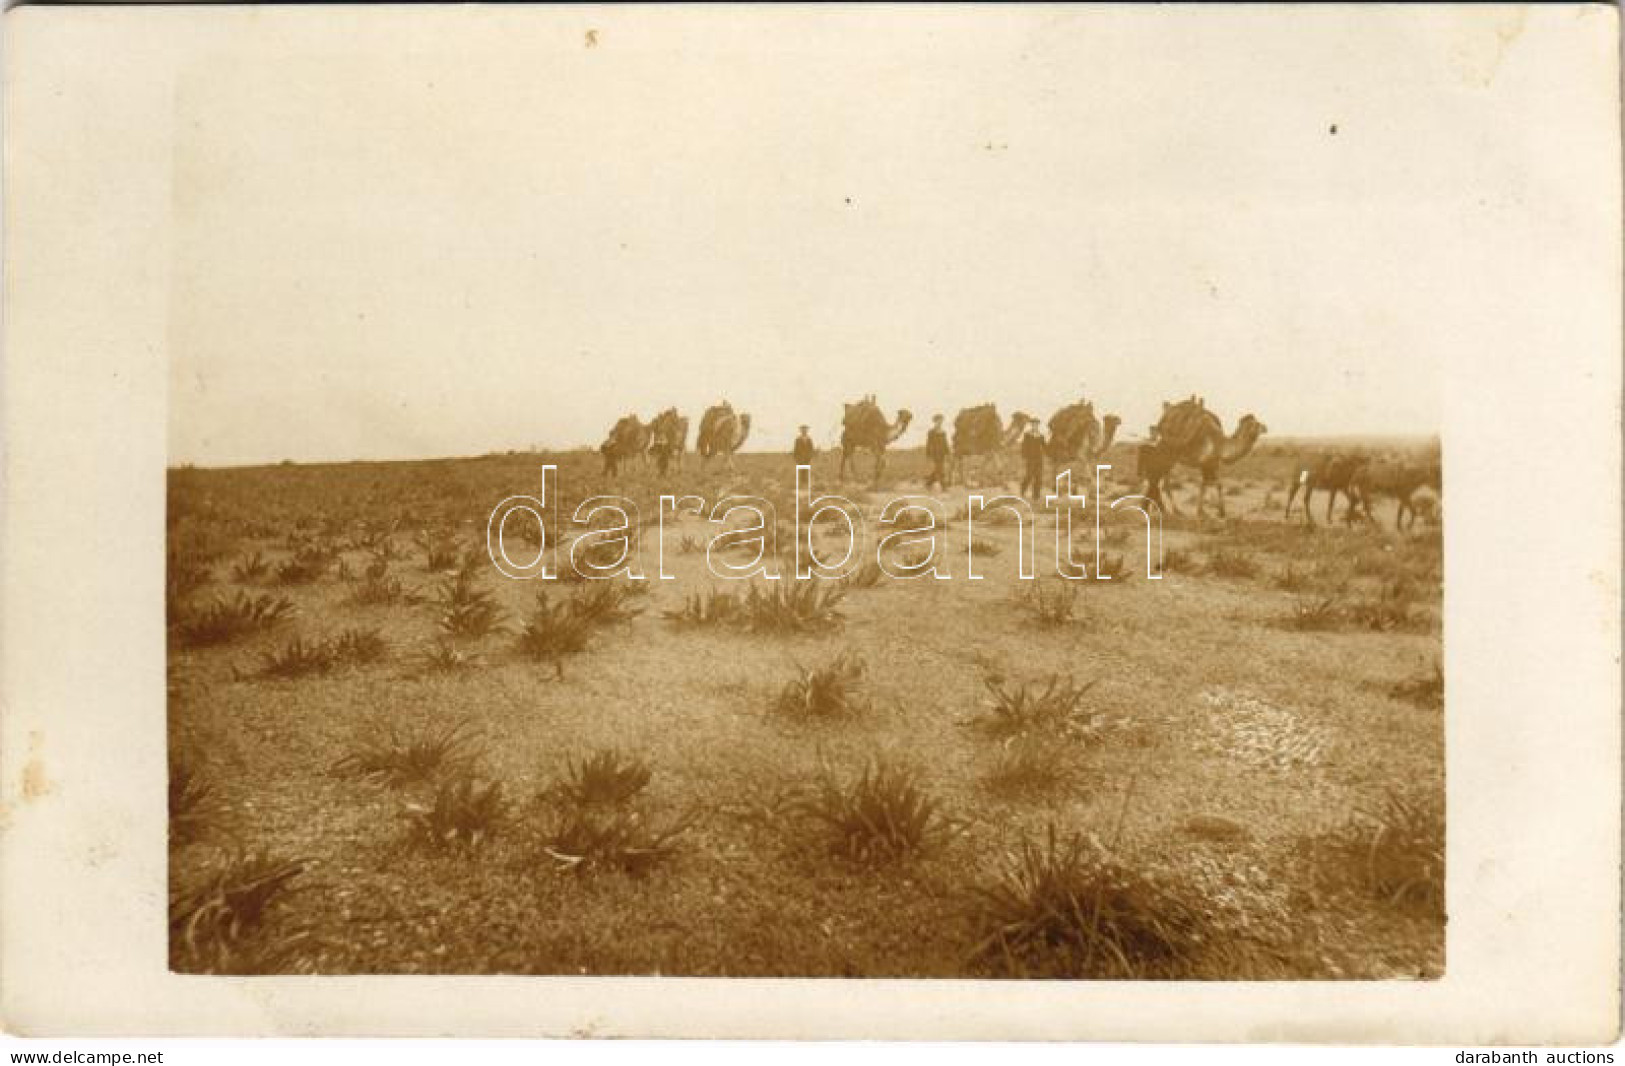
left=1350, top=579, right=1423, bottom=633
left=430, top=572, right=509, bottom=639
left=169, top=851, right=313, bottom=974
left=174, top=592, right=296, bottom=647
left=676, top=534, right=705, bottom=555
left=1284, top=593, right=1344, bottom=631
left=228, top=552, right=269, bottom=585
left=170, top=754, right=218, bottom=847
left=1094, top=552, right=1129, bottom=582
left=969, top=825, right=1206, bottom=978
left=983, top=735, right=1074, bottom=798
left=842, top=557, right=885, bottom=590
left=776, top=650, right=868, bottom=719
left=1391, top=661, right=1444, bottom=709
left=166, top=553, right=215, bottom=606
left=415, top=639, right=484, bottom=674
left=662, top=588, right=741, bottom=627
left=329, top=626, right=389, bottom=664
left=790, top=758, right=949, bottom=864
left=1303, top=790, right=1444, bottom=916
left=539, top=805, right=695, bottom=877
left=546, top=747, right=653, bottom=809
left=1205, top=548, right=1261, bottom=580
left=403, top=773, right=507, bottom=852
left=1160, top=548, right=1194, bottom=574
left=977, top=674, right=1102, bottom=740
left=743, top=580, right=845, bottom=633
left=415, top=531, right=463, bottom=572
left=569, top=581, right=645, bottom=627
left=969, top=535, right=1002, bottom=558
left=331, top=718, right=480, bottom=788
left=349, top=569, right=419, bottom=607
left=1020, top=580, right=1079, bottom=628
left=258, top=635, right=337, bottom=679
left=272, top=544, right=335, bottom=586
left=515, top=591, right=594, bottom=676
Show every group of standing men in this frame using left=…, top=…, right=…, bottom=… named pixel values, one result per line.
left=791, top=415, right=1051, bottom=500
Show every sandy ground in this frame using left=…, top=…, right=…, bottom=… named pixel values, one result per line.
left=168, top=444, right=1443, bottom=978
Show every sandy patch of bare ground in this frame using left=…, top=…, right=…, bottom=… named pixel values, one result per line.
left=168, top=441, right=1442, bottom=977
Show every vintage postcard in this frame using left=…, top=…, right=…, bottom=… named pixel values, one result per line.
left=1, top=2, right=1618, bottom=1042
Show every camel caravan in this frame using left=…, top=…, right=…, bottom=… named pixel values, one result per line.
left=595, top=393, right=1437, bottom=530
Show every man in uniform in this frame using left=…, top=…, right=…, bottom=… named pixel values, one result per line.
left=1020, top=423, right=1047, bottom=501
left=792, top=425, right=816, bottom=469
left=924, top=414, right=950, bottom=490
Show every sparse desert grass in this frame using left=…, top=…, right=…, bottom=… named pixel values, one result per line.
left=169, top=851, right=314, bottom=974
left=170, top=754, right=218, bottom=847
left=743, top=579, right=845, bottom=633
left=414, top=639, right=485, bottom=675
left=546, top=748, right=653, bottom=809
left=415, top=531, right=463, bottom=572
left=229, top=552, right=270, bottom=584
left=173, top=592, right=296, bottom=648
left=969, top=824, right=1207, bottom=978
left=569, top=581, right=646, bottom=627
left=1349, top=579, right=1426, bottom=633
left=272, top=544, right=335, bottom=586
left=1391, top=661, right=1444, bottom=708
left=661, top=588, right=742, bottom=627
left=842, top=557, right=885, bottom=590
left=1204, top=548, right=1261, bottom=580
left=1300, top=789, right=1444, bottom=917
left=331, top=718, right=480, bottom=788
left=790, top=758, right=950, bottom=864
left=776, top=650, right=868, bottom=719
left=1017, top=579, right=1082, bottom=628
left=258, top=627, right=388, bottom=678
left=430, top=572, right=509, bottom=639
left=403, top=774, right=508, bottom=853
left=976, top=673, right=1102, bottom=740
left=515, top=591, right=595, bottom=677
left=1283, top=592, right=1346, bottom=632
left=982, top=735, right=1075, bottom=798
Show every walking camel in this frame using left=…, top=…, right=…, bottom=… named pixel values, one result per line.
left=839, top=395, right=913, bottom=484
left=950, top=405, right=1032, bottom=486
left=1137, top=398, right=1268, bottom=518
left=1284, top=453, right=1370, bottom=527
left=696, top=402, right=752, bottom=472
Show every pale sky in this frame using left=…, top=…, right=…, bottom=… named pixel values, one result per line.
left=163, top=6, right=1531, bottom=466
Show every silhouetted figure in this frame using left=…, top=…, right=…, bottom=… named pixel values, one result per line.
left=924, top=414, right=949, bottom=490
left=1020, top=426, right=1046, bottom=500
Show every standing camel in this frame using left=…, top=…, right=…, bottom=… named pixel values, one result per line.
left=696, top=402, right=752, bottom=472
left=649, top=408, right=690, bottom=471
left=1046, top=400, right=1122, bottom=480
left=600, top=414, right=652, bottom=476
left=1348, top=459, right=1441, bottom=532
left=1284, top=452, right=1370, bottom=527
left=838, top=395, right=913, bottom=484
left=950, top=405, right=1031, bottom=486
left=1137, top=399, right=1267, bottom=518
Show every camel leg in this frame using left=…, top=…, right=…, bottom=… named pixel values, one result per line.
left=1285, top=479, right=1300, bottom=521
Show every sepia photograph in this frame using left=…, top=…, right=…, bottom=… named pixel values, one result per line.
left=161, top=4, right=1446, bottom=980
left=2, top=0, right=1618, bottom=1044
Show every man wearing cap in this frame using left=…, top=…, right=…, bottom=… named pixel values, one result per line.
left=924, top=414, right=950, bottom=490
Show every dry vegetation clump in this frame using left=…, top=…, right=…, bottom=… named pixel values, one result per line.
left=976, top=673, right=1103, bottom=741
left=1391, top=661, right=1444, bottom=709
left=546, top=748, right=653, bottom=809
left=1283, top=591, right=1346, bottom=632
left=272, top=544, right=337, bottom=586
left=414, top=530, right=463, bottom=573
left=1016, top=579, right=1083, bottom=628
left=983, top=735, right=1075, bottom=799
left=743, top=579, right=846, bottom=633
left=789, top=758, right=951, bottom=864
left=169, top=851, right=315, bottom=974
left=569, top=580, right=647, bottom=627
left=969, top=825, right=1208, bottom=978
left=173, top=591, right=296, bottom=648
left=331, top=718, right=480, bottom=788
left=536, top=750, right=695, bottom=877
left=403, top=774, right=508, bottom=853
left=513, top=590, right=610, bottom=677
left=842, top=557, right=886, bottom=590
left=170, top=753, right=219, bottom=847
left=429, top=571, right=509, bottom=639
left=257, top=627, right=389, bottom=678
left=228, top=551, right=270, bottom=585
left=1203, top=547, right=1261, bottom=580
left=1349, top=578, right=1426, bottom=633
left=1298, top=789, right=1444, bottom=918
left=776, top=650, right=869, bottom=719
left=661, top=588, right=742, bottom=627
left=414, top=639, right=485, bottom=675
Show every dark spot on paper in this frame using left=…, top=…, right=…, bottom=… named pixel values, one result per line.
left=585, top=29, right=599, bottom=48
left=1329, top=123, right=1338, bottom=135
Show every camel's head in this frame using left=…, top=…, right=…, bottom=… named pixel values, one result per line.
left=1102, top=413, right=1122, bottom=435
left=1238, top=414, right=1268, bottom=440
left=895, top=409, right=914, bottom=430
left=1010, top=411, right=1034, bottom=431
left=738, top=412, right=752, bottom=434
